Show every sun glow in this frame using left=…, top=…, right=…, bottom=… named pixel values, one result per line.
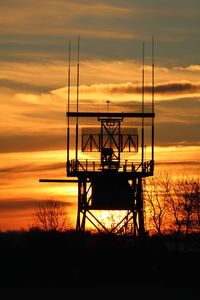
left=85, top=210, right=129, bottom=233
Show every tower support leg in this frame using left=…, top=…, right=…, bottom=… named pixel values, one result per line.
left=76, top=180, right=81, bottom=232
left=76, top=178, right=87, bottom=235
left=76, top=176, right=145, bottom=237
left=137, top=177, right=145, bottom=236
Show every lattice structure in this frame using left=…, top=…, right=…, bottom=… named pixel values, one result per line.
left=67, top=109, right=154, bottom=236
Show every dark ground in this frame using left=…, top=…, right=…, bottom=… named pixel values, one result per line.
left=0, top=231, right=199, bottom=297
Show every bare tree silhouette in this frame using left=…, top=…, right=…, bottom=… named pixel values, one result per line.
left=33, top=200, right=71, bottom=232
left=145, top=173, right=169, bottom=236
left=173, top=178, right=200, bottom=250
left=145, top=173, right=200, bottom=251
left=191, top=178, right=200, bottom=230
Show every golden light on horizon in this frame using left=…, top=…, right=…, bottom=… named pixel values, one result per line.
left=1, top=142, right=200, bottom=231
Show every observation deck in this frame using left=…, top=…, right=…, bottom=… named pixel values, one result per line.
left=67, top=159, right=153, bottom=177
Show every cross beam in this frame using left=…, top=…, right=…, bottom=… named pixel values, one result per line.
left=67, top=112, right=155, bottom=118
left=39, top=179, right=79, bottom=183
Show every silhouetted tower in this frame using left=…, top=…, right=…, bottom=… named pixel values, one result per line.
left=40, top=38, right=155, bottom=236
left=66, top=39, right=155, bottom=236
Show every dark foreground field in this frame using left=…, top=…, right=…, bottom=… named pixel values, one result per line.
left=0, top=231, right=199, bottom=292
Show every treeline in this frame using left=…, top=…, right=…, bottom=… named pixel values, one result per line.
left=145, top=173, right=200, bottom=250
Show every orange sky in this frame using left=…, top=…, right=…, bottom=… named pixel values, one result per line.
left=0, top=0, right=200, bottom=231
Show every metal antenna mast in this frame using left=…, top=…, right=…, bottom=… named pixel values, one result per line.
left=75, top=36, right=80, bottom=163
left=151, top=37, right=155, bottom=169
left=106, top=100, right=110, bottom=113
left=141, top=41, right=145, bottom=170
left=67, top=40, right=71, bottom=166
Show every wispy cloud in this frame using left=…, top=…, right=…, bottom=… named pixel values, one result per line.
left=155, top=122, right=200, bottom=146
left=0, top=131, right=66, bottom=153
left=80, top=81, right=200, bottom=96
left=0, top=0, right=199, bottom=65
left=155, top=97, right=200, bottom=124
left=156, top=161, right=200, bottom=166
left=174, top=65, right=200, bottom=72
left=153, top=82, right=200, bottom=94
left=0, top=162, right=64, bottom=175
left=0, top=198, right=73, bottom=212
left=0, top=0, right=139, bottom=40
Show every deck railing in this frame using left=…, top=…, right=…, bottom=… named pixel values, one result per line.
left=67, top=159, right=153, bottom=174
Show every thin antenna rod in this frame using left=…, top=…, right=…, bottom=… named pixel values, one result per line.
left=142, top=41, right=145, bottom=114
left=152, top=36, right=155, bottom=114
left=67, top=40, right=71, bottom=169
left=106, top=100, right=110, bottom=113
left=151, top=36, right=155, bottom=168
left=76, top=36, right=80, bottom=119
left=75, top=36, right=80, bottom=163
left=141, top=41, right=145, bottom=168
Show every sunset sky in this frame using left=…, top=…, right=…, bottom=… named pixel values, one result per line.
left=1, top=0, right=200, bottom=231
